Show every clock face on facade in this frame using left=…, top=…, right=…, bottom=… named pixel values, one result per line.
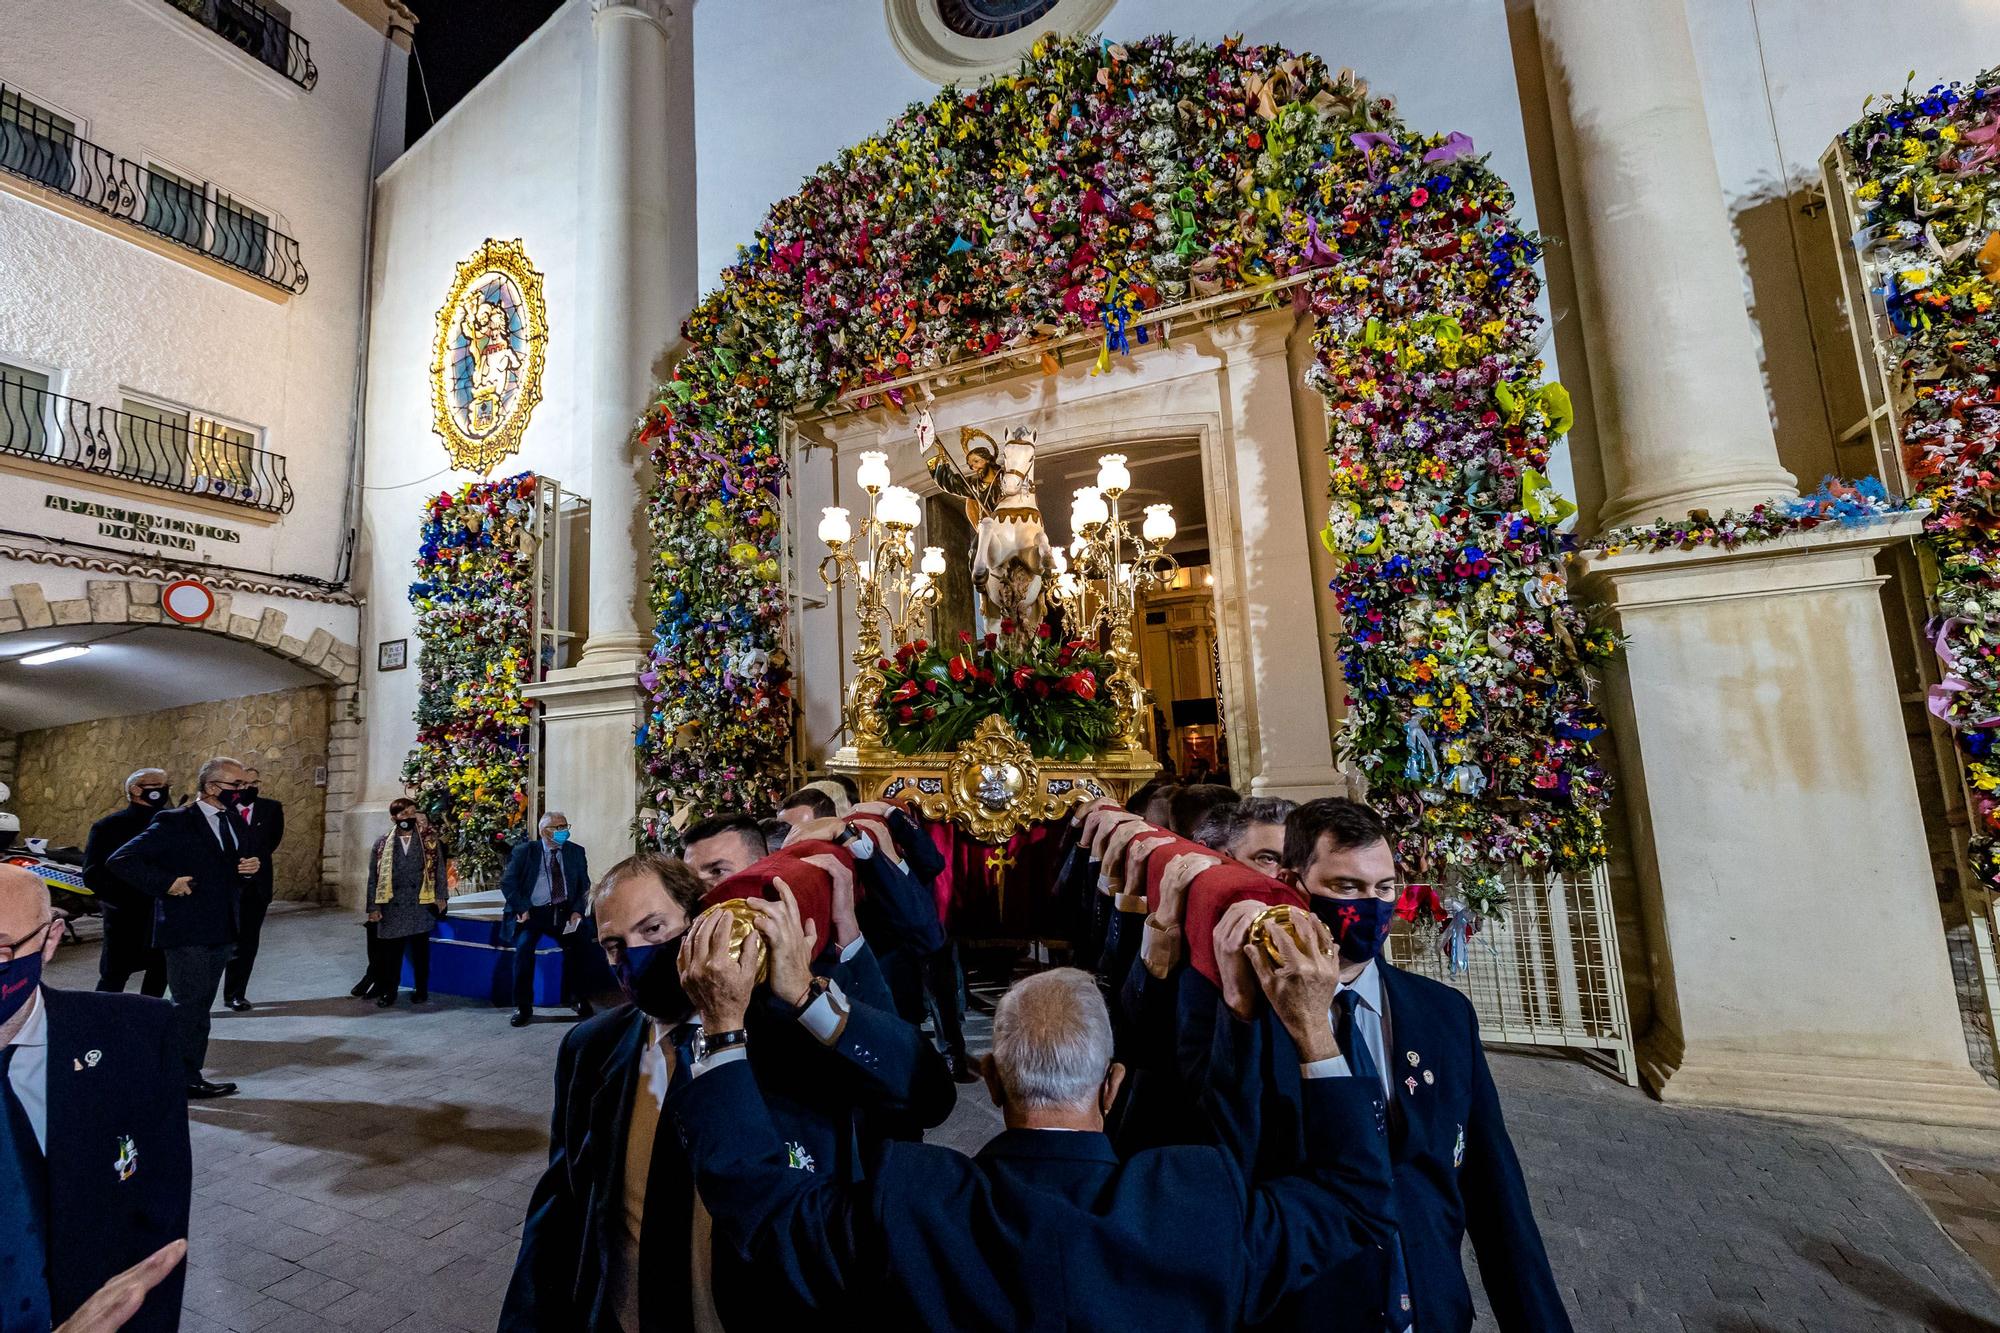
left=431, top=237, right=548, bottom=474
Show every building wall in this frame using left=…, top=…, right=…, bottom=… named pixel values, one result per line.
left=11, top=682, right=333, bottom=901
left=0, top=0, right=406, bottom=581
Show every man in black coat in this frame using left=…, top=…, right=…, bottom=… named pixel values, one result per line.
left=108, top=755, right=259, bottom=1098
left=81, top=767, right=172, bottom=997
left=1191, top=798, right=1573, bottom=1333
left=671, top=930, right=1397, bottom=1333
left=498, top=812, right=594, bottom=1027
left=1, top=864, right=191, bottom=1333
left=499, top=853, right=955, bottom=1333
left=221, top=764, right=285, bottom=1011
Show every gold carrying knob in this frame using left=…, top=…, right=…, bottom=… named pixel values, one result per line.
left=1248, top=904, right=1309, bottom=963
left=693, top=898, right=770, bottom=984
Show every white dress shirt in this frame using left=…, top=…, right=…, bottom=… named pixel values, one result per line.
left=1300, top=959, right=1392, bottom=1100
left=195, top=797, right=235, bottom=853
left=5, top=987, right=49, bottom=1153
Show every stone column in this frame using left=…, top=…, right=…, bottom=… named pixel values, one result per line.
left=578, top=0, right=675, bottom=665
left=527, top=0, right=687, bottom=867
left=1541, top=0, right=1999, bottom=1125
left=1535, top=0, right=1796, bottom=530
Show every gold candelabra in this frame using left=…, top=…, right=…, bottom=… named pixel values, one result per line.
left=818, top=450, right=945, bottom=745
left=1055, top=453, right=1179, bottom=752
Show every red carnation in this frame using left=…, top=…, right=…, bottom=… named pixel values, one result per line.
left=922, top=706, right=937, bottom=721
left=897, top=704, right=915, bottom=722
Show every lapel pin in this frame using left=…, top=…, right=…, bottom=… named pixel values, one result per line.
left=72, top=1058, right=82, bottom=1071
left=85, top=1050, right=102, bottom=1068
left=1423, top=1069, right=1434, bottom=1085
left=114, top=1135, right=138, bottom=1181
left=1406, top=1050, right=1420, bottom=1067
left=1404, top=1075, right=1419, bottom=1095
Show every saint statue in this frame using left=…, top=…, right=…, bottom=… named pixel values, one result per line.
left=917, top=409, right=1052, bottom=630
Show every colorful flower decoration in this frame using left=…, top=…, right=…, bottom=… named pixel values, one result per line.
left=1588, top=476, right=1923, bottom=556
left=639, top=34, right=1611, bottom=890
left=1844, top=71, right=2000, bottom=887
left=402, top=473, right=539, bottom=883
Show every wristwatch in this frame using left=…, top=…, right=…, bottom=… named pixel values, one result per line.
left=788, top=975, right=833, bottom=1019
left=694, top=1027, right=749, bottom=1061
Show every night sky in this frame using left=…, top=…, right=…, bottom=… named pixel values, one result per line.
left=402, top=0, right=565, bottom=147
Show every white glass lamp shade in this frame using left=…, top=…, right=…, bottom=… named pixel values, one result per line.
left=1050, top=546, right=1069, bottom=575
left=818, top=507, right=852, bottom=545
left=879, top=485, right=921, bottom=528
left=920, top=545, right=947, bottom=576
left=1071, top=486, right=1109, bottom=530
left=1096, top=453, right=1131, bottom=494
left=856, top=450, right=892, bottom=493
left=1142, top=503, right=1177, bottom=544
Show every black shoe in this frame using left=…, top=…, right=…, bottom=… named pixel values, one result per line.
left=509, top=1011, right=532, bottom=1027
left=572, top=1001, right=595, bottom=1020
left=351, top=977, right=376, bottom=998
left=411, top=991, right=428, bottom=1004
left=224, top=996, right=252, bottom=1012
left=187, top=1078, right=238, bottom=1099
left=375, top=992, right=396, bottom=1008
left=943, top=1047, right=979, bottom=1084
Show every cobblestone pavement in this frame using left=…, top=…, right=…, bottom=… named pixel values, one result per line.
left=46, top=906, right=2000, bottom=1333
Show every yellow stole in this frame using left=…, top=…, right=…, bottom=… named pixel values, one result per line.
left=375, top=832, right=439, bottom=906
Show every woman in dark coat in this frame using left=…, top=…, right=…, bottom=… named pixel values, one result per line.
left=365, top=798, right=450, bottom=1006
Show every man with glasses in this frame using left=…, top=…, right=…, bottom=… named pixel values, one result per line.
left=109, top=755, right=260, bottom=1098
left=0, top=862, right=191, bottom=1333
left=82, top=767, right=172, bottom=997
left=499, top=811, right=593, bottom=1028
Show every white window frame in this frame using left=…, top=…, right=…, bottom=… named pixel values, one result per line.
left=0, top=352, right=68, bottom=462
left=116, top=387, right=267, bottom=493
left=139, top=154, right=287, bottom=266
left=0, top=80, right=87, bottom=195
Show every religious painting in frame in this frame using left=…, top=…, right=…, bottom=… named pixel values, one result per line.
left=430, top=237, right=549, bottom=473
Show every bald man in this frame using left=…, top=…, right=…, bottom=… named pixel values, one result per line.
left=0, top=864, right=191, bottom=1333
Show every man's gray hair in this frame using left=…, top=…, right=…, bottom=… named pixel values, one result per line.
left=124, top=768, right=166, bottom=794
left=1194, top=796, right=1297, bottom=856
left=989, top=968, right=1113, bottom=1111
left=196, top=756, right=243, bottom=792
left=539, top=811, right=566, bottom=834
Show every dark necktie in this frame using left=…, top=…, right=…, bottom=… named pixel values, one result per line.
left=215, top=807, right=240, bottom=861
left=1337, top=990, right=1414, bottom=1332
left=548, top=847, right=567, bottom=908
left=0, top=1045, right=52, bottom=1333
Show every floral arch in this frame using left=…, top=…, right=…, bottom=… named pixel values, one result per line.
left=637, top=34, right=1613, bottom=888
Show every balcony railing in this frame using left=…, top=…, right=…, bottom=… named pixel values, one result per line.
left=162, top=0, right=317, bottom=91
left=0, top=378, right=294, bottom=514
left=0, top=86, right=309, bottom=295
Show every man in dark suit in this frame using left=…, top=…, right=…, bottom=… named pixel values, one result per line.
left=499, top=852, right=955, bottom=1333
left=1, top=863, right=192, bottom=1333
left=672, top=933, right=1398, bottom=1332
left=221, top=764, right=284, bottom=1011
left=107, top=755, right=257, bottom=1098
left=1194, top=798, right=1573, bottom=1332
left=82, top=767, right=172, bottom=997
left=499, top=812, right=593, bottom=1028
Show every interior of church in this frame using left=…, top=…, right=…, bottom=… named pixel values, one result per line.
left=7, top=0, right=2000, bottom=1329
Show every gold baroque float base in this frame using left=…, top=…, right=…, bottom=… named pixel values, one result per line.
left=827, top=715, right=1160, bottom=844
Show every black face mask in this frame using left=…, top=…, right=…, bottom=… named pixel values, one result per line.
left=219, top=788, right=254, bottom=809
left=614, top=934, right=691, bottom=1020
left=137, top=788, right=167, bottom=807
left=242, top=786, right=260, bottom=802
left=395, top=818, right=417, bottom=833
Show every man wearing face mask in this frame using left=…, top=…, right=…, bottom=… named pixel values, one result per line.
left=1199, top=798, right=1571, bottom=1333
left=221, top=765, right=285, bottom=1012
left=108, top=755, right=259, bottom=1098
left=0, top=863, right=192, bottom=1333
left=82, top=768, right=173, bottom=997
left=500, top=812, right=593, bottom=1028
left=499, top=854, right=953, bottom=1333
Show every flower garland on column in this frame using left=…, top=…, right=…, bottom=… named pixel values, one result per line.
left=1845, top=69, right=2000, bottom=885
left=401, top=473, right=538, bottom=883
left=638, top=35, right=1612, bottom=894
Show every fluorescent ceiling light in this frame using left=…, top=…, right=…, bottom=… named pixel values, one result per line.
left=18, top=644, right=91, bottom=667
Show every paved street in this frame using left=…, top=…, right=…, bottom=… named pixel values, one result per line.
left=46, top=905, right=2000, bottom=1333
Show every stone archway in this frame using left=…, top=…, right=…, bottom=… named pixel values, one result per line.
left=1, top=576, right=364, bottom=898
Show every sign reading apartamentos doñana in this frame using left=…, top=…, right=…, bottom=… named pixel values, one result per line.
left=43, top=495, right=243, bottom=551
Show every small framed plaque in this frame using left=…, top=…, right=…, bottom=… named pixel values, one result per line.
left=378, top=639, right=408, bottom=672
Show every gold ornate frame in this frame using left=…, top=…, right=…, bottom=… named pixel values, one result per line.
left=430, top=238, right=549, bottom=473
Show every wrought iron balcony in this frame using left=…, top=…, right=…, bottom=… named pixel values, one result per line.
left=0, top=378, right=295, bottom=515
left=0, top=86, right=309, bottom=295
left=162, top=0, right=317, bottom=91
